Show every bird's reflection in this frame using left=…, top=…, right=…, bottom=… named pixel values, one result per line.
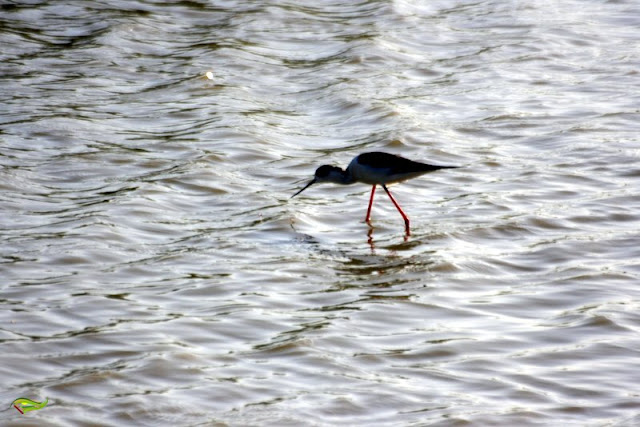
left=366, top=222, right=410, bottom=252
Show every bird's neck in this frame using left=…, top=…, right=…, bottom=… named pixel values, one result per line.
left=328, top=168, right=355, bottom=185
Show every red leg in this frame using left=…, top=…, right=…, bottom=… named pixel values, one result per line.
left=382, top=185, right=410, bottom=234
left=365, top=185, right=376, bottom=223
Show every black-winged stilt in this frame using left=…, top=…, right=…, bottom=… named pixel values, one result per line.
left=291, top=152, right=458, bottom=234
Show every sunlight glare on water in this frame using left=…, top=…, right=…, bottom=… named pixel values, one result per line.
left=1, top=0, right=639, bottom=425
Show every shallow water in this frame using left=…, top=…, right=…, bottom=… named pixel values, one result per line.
left=1, top=0, right=640, bottom=425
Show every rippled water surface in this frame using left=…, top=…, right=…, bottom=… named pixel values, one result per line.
left=2, top=0, right=640, bottom=425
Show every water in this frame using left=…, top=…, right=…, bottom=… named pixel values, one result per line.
left=1, top=0, right=639, bottom=425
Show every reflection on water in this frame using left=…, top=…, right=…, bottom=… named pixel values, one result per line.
left=2, top=0, right=640, bottom=425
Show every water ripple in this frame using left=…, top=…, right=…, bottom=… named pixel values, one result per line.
left=1, top=0, right=639, bottom=425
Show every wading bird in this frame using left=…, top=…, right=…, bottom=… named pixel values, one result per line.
left=291, top=152, right=458, bottom=234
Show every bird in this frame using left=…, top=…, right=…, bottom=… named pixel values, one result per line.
left=291, top=151, right=458, bottom=234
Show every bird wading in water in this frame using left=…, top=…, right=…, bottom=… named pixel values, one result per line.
left=291, top=151, right=458, bottom=235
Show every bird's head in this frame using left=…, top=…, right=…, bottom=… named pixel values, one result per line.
left=291, top=165, right=345, bottom=198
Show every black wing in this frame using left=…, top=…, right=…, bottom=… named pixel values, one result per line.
left=357, top=152, right=455, bottom=175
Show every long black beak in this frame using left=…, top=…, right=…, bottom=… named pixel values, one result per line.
left=291, top=179, right=316, bottom=198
